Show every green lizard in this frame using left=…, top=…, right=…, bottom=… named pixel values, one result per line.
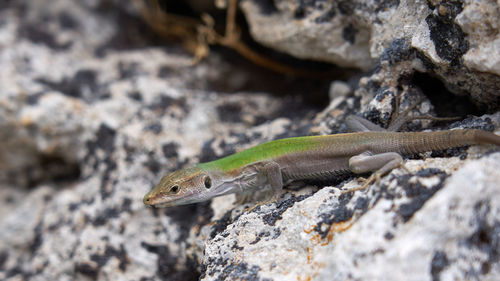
left=143, top=113, right=500, bottom=208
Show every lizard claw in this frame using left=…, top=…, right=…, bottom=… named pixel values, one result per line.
left=244, top=196, right=279, bottom=213
left=341, top=173, right=381, bottom=195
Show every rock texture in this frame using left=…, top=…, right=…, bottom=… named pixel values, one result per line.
left=1, top=1, right=500, bottom=281
left=240, top=0, right=500, bottom=108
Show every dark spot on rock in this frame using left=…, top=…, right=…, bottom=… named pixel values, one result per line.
left=164, top=202, right=211, bottom=242
left=315, top=7, right=337, bottom=23
left=148, top=95, right=187, bottom=116
left=30, top=222, right=43, bottom=254
left=99, top=159, right=117, bottom=200
left=0, top=0, right=15, bottom=11
left=481, top=261, right=491, bottom=274
left=430, top=251, right=449, bottom=281
left=384, top=232, right=394, bottom=240
left=122, top=198, right=132, bottom=212
left=262, top=194, right=309, bottom=226
left=273, top=228, right=282, bottom=239
left=249, top=236, right=261, bottom=245
left=378, top=38, right=411, bottom=66
left=426, top=14, right=468, bottom=63
left=90, top=244, right=129, bottom=271
left=337, top=0, right=356, bottom=15
left=118, top=61, right=140, bottom=79
left=252, top=0, right=278, bottom=15
left=0, top=251, right=8, bottom=270
left=464, top=201, right=500, bottom=274
left=68, top=198, right=94, bottom=211
left=141, top=242, right=199, bottom=281
left=75, top=263, right=99, bottom=279
left=342, top=24, right=358, bottom=44
left=397, top=170, right=448, bottom=222
left=375, top=87, right=393, bottom=102
left=95, top=124, right=116, bottom=152
left=365, top=80, right=382, bottom=93
left=217, top=103, right=243, bottom=123
left=6, top=266, right=33, bottom=279
left=217, top=139, right=238, bottom=158
left=415, top=168, right=443, bottom=177
left=26, top=92, right=44, bottom=105
left=294, top=6, right=306, bottom=19
left=37, top=69, right=101, bottom=102
left=427, top=1, right=463, bottom=22
left=374, top=0, right=400, bottom=13
left=25, top=153, right=81, bottom=188
left=58, top=12, right=78, bottom=30
left=158, top=65, right=173, bottom=78
left=314, top=196, right=358, bottom=239
left=249, top=231, right=271, bottom=245
left=215, top=262, right=262, bottom=281
left=210, top=210, right=234, bottom=239
left=200, top=139, right=218, bottom=163
left=93, top=6, right=167, bottom=57
left=450, top=116, right=496, bottom=131
left=162, top=142, right=179, bottom=158
left=128, top=91, right=142, bottom=101
left=231, top=241, right=244, bottom=250
left=18, top=22, right=72, bottom=50
left=354, top=197, right=369, bottom=211
left=92, top=207, right=120, bottom=226
left=145, top=122, right=163, bottom=134
left=363, top=103, right=389, bottom=128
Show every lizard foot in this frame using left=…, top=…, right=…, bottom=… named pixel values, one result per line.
left=341, top=173, right=381, bottom=195
left=244, top=193, right=280, bottom=213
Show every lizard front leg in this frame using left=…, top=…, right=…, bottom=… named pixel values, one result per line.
left=235, top=161, right=283, bottom=206
left=237, top=161, right=284, bottom=210
left=262, top=161, right=284, bottom=201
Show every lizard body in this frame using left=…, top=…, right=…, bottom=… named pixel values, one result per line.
left=143, top=125, right=500, bottom=208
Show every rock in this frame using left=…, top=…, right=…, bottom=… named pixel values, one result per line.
left=240, top=0, right=500, bottom=108
left=1, top=0, right=500, bottom=281
left=195, top=109, right=500, bottom=281
left=0, top=1, right=313, bottom=280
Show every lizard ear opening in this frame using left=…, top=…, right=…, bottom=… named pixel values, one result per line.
left=204, top=176, right=212, bottom=189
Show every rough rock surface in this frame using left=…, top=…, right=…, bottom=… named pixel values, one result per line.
left=1, top=1, right=500, bottom=281
left=240, top=0, right=500, bottom=108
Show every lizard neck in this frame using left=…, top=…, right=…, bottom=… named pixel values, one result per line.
left=199, top=166, right=248, bottom=198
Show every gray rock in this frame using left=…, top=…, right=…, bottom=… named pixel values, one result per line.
left=1, top=1, right=499, bottom=281
left=240, top=0, right=500, bottom=108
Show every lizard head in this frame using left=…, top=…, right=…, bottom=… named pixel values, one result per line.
left=143, top=166, right=223, bottom=207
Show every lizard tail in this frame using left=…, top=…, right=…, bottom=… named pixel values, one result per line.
left=471, top=129, right=500, bottom=146
left=395, top=129, right=500, bottom=155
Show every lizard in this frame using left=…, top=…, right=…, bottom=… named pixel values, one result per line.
left=143, top=106, right=500, bottom=208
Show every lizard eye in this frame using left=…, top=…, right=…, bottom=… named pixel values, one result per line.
left=170, top=185, right=180, bottom=194
left=204, top=176, right=212, bottom=189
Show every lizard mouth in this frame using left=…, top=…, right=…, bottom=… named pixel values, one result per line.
left=144, top=190, right=207, bottom=207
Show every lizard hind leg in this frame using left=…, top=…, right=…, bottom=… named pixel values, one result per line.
left=387, top=94, right=459, bottom=132
left=342, top=151, right=404, bottom=194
